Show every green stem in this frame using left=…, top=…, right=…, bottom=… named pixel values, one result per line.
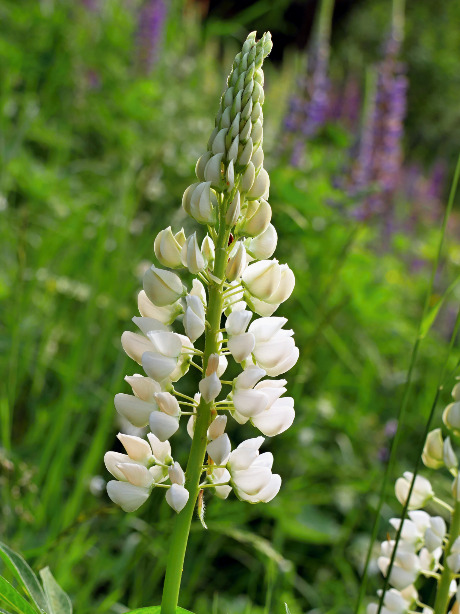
left=160, top=201, right=230, bottom=614
left=434, top=500, right=460, bottom=614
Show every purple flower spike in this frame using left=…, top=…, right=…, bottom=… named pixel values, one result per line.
left=136, top=0, right=168, bottom=74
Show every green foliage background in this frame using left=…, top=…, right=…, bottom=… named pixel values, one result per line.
left=1, top=1, right=460, bottom=613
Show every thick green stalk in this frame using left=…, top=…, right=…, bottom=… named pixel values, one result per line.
left=160, top=200, right=230, bottom=614
left=434, top=500, right=460, bottom=614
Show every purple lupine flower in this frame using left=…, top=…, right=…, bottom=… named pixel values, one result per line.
left=136, top=0, right=168, bottom=74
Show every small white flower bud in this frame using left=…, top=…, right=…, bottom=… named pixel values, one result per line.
left=168, top=461, right=185, bottom=485
left=251, top=102, right=262, bottom=122
left=183, top=295, right=206, bottom=342
left=247, top=167, right=269, bottom=200
left=226, top=159, right=235, bottom=190
left=208, top=415, right=227, bottom=440
left=143, top=266, right=184, bottom=307
left=238, top=137, right=253, bottom=167
left=195, top=151, right=212, bottom=181
left=189, top=181, right=217, bottom=224
left=226, top=191, right=241, bottom=227
left=149, top=411, right=179, bottom=441
left=252, top=145, right=264, bottom=169
left=224, top=86, right=234, bottom=107
left=443, top=437, right=458, bottom=469
left=165, top=483, right=189, bottom=513
left=107, top=481, right=150, bottom=512
left=204, top=153, right=224, bottom=187
left=182, top=182, right=200, bottom=216
left=443, top=402, right=460, bottom=434
left=190, top=278, right=207, bottom=304
left=199, top=372, right=222, bottom=402
left=251, top=118, right=263, bottom=144
left=422, top=428, right=444, bottom=469
left=241, top=198, right=272, bottom=237
left=207, top=434, right=231, bottom=465
left=241, top=98, right=253, bottom=120
left=154, top=391, right=180, bottom=417
left=114, top=393, right=156, bottom=428
left=201, top=235, right=215, bottom=265
left=226, top=242, right=247, bottom=282
left=206, top=353, right=220, bottom=376
left=212, top=128, right=228, bottom=155
left=181, top=233, right=205, bottom=274
left=227, top=135, right=239, bottom=161
left=248, top=223, right=277, bottom=259
left=240, top=161, right=255, bottom=192
left=154, top=227, right=184, bottom=268
left=395, top=472, right=434, bottom=509
left=425, top=516, right=446, bottom=552
left=220, top=106, right=231, bottom=128
left=187, top=414, right=195, bottom=439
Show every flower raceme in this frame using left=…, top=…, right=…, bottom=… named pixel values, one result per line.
left=104, top=31, right=298, bottom=518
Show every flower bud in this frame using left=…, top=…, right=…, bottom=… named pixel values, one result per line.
left=117, top=463, right=154, bottom=488
left=143, top=266, right=184, bottom=307
left=212, top=128, right=228, bottom=155
left=181, top=233, right=205, bottom=274
left=422, top=428, right=444, bottom=469
left=147, top=432, right=172, bottom=464
left=443, top=437, right=458, bottom=469
left=154, top=391, right=180, bottom=417
left=241, top=198, right=272, bottom=237
left=124, top=374, right=161, bottom=402
left=188, top=182, right=217, bottom=224
left=226, top=159, right=235, bottom=190
left=238, top=137, right=253, bottom=167
left=207, top=434, right=231, bottom=465
left=204, top=153, right=224, bottom=188
left=107, top=481, right=150, bottom=513
left=225, top=310, right=252, bottom=336
left=206, top=353, right=220, bottom=376
left=252, top=146, right=264, bottom=169
left=443, top=402, right=460, bottom=435
left=190, top=278, right=207, bottom=304
left=117, top=433, right=152, bottom=461
left=132, top=316, right=168, bottom=336
left=226, top=191, right=241, bottom=227
left=240, top=161, right=255, bottom=192
left=251, top=118, right=263, bottom=144
left=165, top=483, right=189, bottom=513
left=226, top=242, right=247, bottom=282
left=154, top=227, right=185, bottom=268
left=183, top=295, right=206, bottom=342
left=247, top=167, right=269, bottom=200
left=247, top=223, right=277, bottom=259
left=121, top=331, right=154, bottom=364
left=242, top=260, right=281, bottom=301
left=265, top=264, right=295, bottom=304
left=195, top=151, right=212, bottom=181
left=395, top=472, right=434, bottom=509
left=208, top=415, right=227, bottom=440
left=142, top=352, right=178, bottom=382
left=169, top=461, right=185, bottom=485
left=227, top=135, right=239, bottom=161
left=149, top=411, right=179, bottom=441
left=182, top=182, right=199, bottom=216
left=201, top=235, right=215, bottom=265
left=199, top=372, right=222, bottom=402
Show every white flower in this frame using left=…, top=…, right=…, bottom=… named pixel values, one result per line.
left=154, top=391, right=181, bottom=417
left=182, top=181, right=217, bottom=224
left=183, top=295, right=206, bottom=342
left=114, top=393, right=157, bottom=427
left=154, top=227, right=185, bottom=268
left=149, top=412, right=179, bottom=441
left=199, top=372, right=222, bottom=402
left=251, top=393, right=295, bottom=437
left=201, top=235, right=215, bottom=265
left=378, top=541, right=421, bottom=590
left=166, top=484, right=190, bottom=513
left=209, top=467, right=232, bottom=499
left=207, top=434, right=231, bottom=465
left=367, top=588, right=412, bottom=614
left=242, top=260, right=294, bottom=305
left=143, top=266, right=184, bottom=307
left=422, top=429, right=444, bottom=469
left=395, top=472, right=434, bottom=510
left=226, top=242, right=247, bottom=282
left=168, top=461, right=186, bottom=485
left=181, top=233, right=206, bottom=274
left=241, top=198, right=272, bottom=237
left=226, top=191, right=240, bottom=226
left=137, top=290, right=183, bottom=325
left=124, top=374, right=161, bottom=402
left=247, top=168, right=270, bottom=200
left=443, top=402, right=460, bottom=434
left=190, top=278, right=207, bottom=304
left=208, top=415, right=227, bottom=440
left=142, top=331, right=183, bottom=381
left=249, top=317, right=299, bottom=376
left=247, top=223, right=277, bottom=260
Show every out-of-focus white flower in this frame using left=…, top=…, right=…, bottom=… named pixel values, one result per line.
left=395, top=472, right=434, bottom=510
left=422, top=429, right=444, bottom=469
left=378, top=540, right=421, bottom=590
left=143, top=266, right=184, bottom=307
left=249, top=317, right=299, bottom=376
left=154, top=227, right=186, bottom=268
left=443, top=437, right=457, bottom=469
left=443, top=402, right=460, bottom=435
left=366, top=588, right=413, bottom=614
left=183, top=295, right=206, bottom=342
left=447, top=537, right=460, bottom=573
left=425, top=516, right=446, bottom=552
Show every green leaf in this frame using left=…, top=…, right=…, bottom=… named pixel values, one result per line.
left=420, top=275, right=460, bottom=338
left=285, top=605, right=292, bottom=614
left=0, top=542, right=49, bottom=613
left=124, top=608, right=195, bottom=613
left=0, top=576, right=39, bottom=614
left=39, top=568, right=72, bottom=614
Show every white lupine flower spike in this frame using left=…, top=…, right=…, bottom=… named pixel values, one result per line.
left=104, top=31, right=297, bottom=610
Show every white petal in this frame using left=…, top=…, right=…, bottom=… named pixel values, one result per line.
left=233, top=389, right=269, bottom=417
left=154, top=391, right=181, bottom=416
left=228, top=333, right=255, bottom=363
left=207, top=434, right=231, bottom=465
left=104, top=451, right=131, bottom=481
left=107, top=480, right=150, bottom=512
left=149, top=412, right=179, bottom=441
left=165, top=484, right=189, bottom=513
left=132, top=316, right=168, bottom=336
left=121, top=331, right=154, bottom=364
left=208, top=415, right=227, bottom=440
left=249, top=317, right=288, bottom=341
left=124, top=374, right=161, bottom=402
left=225, top=310, right=252, bottom=336
left=147, top=432, right=172, bottom=463
left=199, top=372, right=222, bottom=402
left=252, top=398, right=295, bottom=436
left=142, top=352, right=178, bottom=381
left=234, top=366, right=266, bottom=390
left=114, top=393, right=156, bottom=427
left=232, top=467, right=272, bottom=495
left=147, top=331, right=183, bottom=357
left=117, top=463, right=154, bottom=488
left=257, top=473, right=281, bottom=502
left=184, top=306, right=205, bottom=342
left=117, top=433, right=152, bottom=461
left=168, top=461, right=185, bottom=485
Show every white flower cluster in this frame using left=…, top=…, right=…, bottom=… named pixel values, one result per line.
left=104, top=32, right=299, bottom=515
left=368, top=383, right=460, bottom=614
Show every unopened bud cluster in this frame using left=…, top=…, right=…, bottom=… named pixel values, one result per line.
left=368, top=382, right=460, bottom=614
left=104, top=32, right=299, bottom=515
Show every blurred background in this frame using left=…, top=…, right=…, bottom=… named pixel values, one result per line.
left=1, top=0, right=460, bottom=612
